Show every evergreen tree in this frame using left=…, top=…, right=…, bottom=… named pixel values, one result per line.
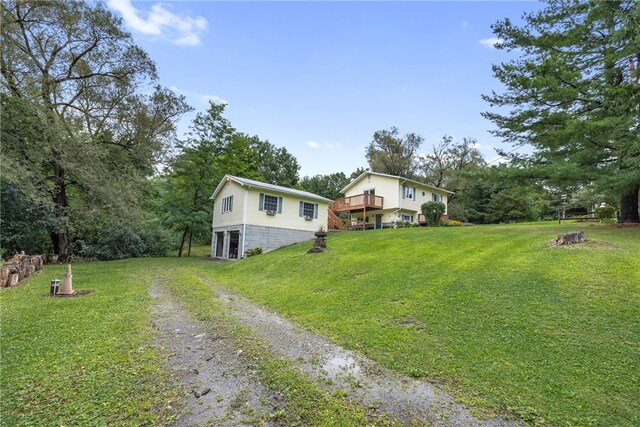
left=483, top=0, right=640, bottom=222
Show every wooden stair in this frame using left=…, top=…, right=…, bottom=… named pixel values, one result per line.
left=328, top=206, right=346, bottom=231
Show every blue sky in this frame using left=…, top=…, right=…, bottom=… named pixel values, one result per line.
left=106, top=1, right=541, bottom=178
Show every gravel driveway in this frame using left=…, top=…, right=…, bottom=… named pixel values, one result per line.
left=150, top=278, right=521, bottom=426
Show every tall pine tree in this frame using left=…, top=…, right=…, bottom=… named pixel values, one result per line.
left=483, top=0, right=640, bottom=222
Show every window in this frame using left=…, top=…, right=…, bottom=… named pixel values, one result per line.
left=259, top=193, right=283, bottom=213
left=299, top=201, right=318, bottom=219
left=221, top=195, right=233, bottom=214
left=403, top=185, right=416, bottom=200
left=401, top=214, right=413, bottom=222
left=432, top=193, right=441, bottom=202
left=263, top=195, right=279, bottom=211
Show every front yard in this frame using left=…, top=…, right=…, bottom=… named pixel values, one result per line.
left=1, top=222, right=638, bottom=426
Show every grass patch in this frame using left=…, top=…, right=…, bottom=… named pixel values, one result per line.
left=160, top=267, right=397, bottom=426
left=0, top=260, right=180, bottom=426
left=200, top=222, right=640, bottom=426
left=2, top=223, right=638, bottom=426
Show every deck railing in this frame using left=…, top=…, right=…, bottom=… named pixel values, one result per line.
left=330, top=194, right=384, bottom=212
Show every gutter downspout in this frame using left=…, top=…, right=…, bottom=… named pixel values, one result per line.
left=210, top=195, right=216, bottom=257
left=241, top=185, right=250, bottom=258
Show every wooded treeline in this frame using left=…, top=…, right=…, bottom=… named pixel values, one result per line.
left=1, top=0, right=638, bottom=260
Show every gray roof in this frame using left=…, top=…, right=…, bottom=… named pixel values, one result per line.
left=211, top=175, right=333, bottom=203
left=341, top=171, right=454, bottom=195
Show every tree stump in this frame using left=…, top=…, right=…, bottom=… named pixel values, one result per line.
left=552, top=231, right=586, bottom=247
left=307, top=236, right=327, bottom=254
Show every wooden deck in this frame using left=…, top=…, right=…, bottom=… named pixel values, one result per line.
left=330, top=194, right=384, bottom=212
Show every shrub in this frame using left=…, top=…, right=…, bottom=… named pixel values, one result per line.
left=245, top=247, right=263, bottom=257
left=594, top=205, right=616, bottom=222
left=443, top=219, right=464, bottom=227
left=394, top=221, right=413, bottom=229
left=421, top=201, right=446, bottom=227
left=75, top=222, right=172, bottom=261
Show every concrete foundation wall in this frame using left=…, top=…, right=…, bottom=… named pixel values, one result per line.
left=211, top=224, right=315, bottom=258
left=244, top=224, right=314, bottom=254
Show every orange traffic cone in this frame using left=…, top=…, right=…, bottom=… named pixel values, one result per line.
left=59, top=264, right=74, bottom=295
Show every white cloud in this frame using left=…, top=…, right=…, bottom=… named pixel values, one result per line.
left=200, top=94, right=228, bottom=105
left=479, top=37, right=504, bottom=49
left=107, top=0, right=207, bottom=46
left=487, top=155, right=508, bottom=165
left=307, top=140, right=341, bottom=152
left=170, top=86, right=227, bottom=105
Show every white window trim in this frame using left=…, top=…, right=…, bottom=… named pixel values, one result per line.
left=403, top=185, right=416, bottom=200
left=299, top=201, right=318, bottom=219
left=401, top=214, right=414, bottom=222
left=260, top=193, right=283, bottom=214
left=221, top=195, right=233, bottom=214
left=263, top=195, right=278, bottom=212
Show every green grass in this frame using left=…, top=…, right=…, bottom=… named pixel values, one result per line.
left=1, top=222, right=638, bottom=426
left=199, top=222, right=640, bottom=426
left=159, top=268, right=396, bottom=426
left=1, top=256, right=392, bottom=426
left=0, top=260, right=180, bottom=426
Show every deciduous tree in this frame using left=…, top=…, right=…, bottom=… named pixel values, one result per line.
left=1, top=0, right=190, bottom=258
left=299, top=172, right=349, bottom=200
left=366, top=127, right=423, bottom=177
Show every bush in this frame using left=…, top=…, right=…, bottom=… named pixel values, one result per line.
left=245, top=247, right=263, bottom=257
left=395, top=221, right=413, bottom=229
left=74, top=222, right=172, bottom=261
left=442, top=219, right=463, bottom=227
left=421, top=201, right=446, bottom=227
left=594, top=205, right=616, bottom=222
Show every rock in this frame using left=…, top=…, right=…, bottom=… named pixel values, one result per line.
left=552, top=231, right=586, bottom=246
left=194, top=388, right=211, bottom=398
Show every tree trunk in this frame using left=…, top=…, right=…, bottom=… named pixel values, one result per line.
left=187, top=229, right=193, bottom=257
left=619, top=185, right=640, bottom=223
left=177, top=226, right=189, bottom=257
left=50, top=161, right=70, bottom=262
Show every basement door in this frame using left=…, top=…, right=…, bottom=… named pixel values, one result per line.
left=215, top=232, right=225, bottom=257
left=228, top=231, right=240, bottom=259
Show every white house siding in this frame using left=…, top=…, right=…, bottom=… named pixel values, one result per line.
left=213, top=180, right=245, bottom=228
left=399, top=185, right=449, bottom=215
left=244, top=188, right=328, bottom=232
left=343, top=173, right=400, bottom=208
left=211, top=176, right=330, bottom=258
left=342, top=173, right=449, bottom=225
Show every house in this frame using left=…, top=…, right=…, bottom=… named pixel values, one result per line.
left=210, top=175, right=331, bottom=259
left=329, top=171, right=453, bottom=230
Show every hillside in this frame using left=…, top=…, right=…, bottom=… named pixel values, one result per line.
left=205, top=223, right=640, bottom=426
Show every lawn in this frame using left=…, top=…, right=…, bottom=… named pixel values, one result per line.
left=198, top=222, right=640, bottom=426
left=0, top=259, right=180, bottom=426
left=1, top=222, right=638, bottom=426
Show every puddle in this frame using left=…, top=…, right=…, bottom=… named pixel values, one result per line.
left=209, top=282, right=522, bottom=426
left=322, top=353, right=361, bottom=378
